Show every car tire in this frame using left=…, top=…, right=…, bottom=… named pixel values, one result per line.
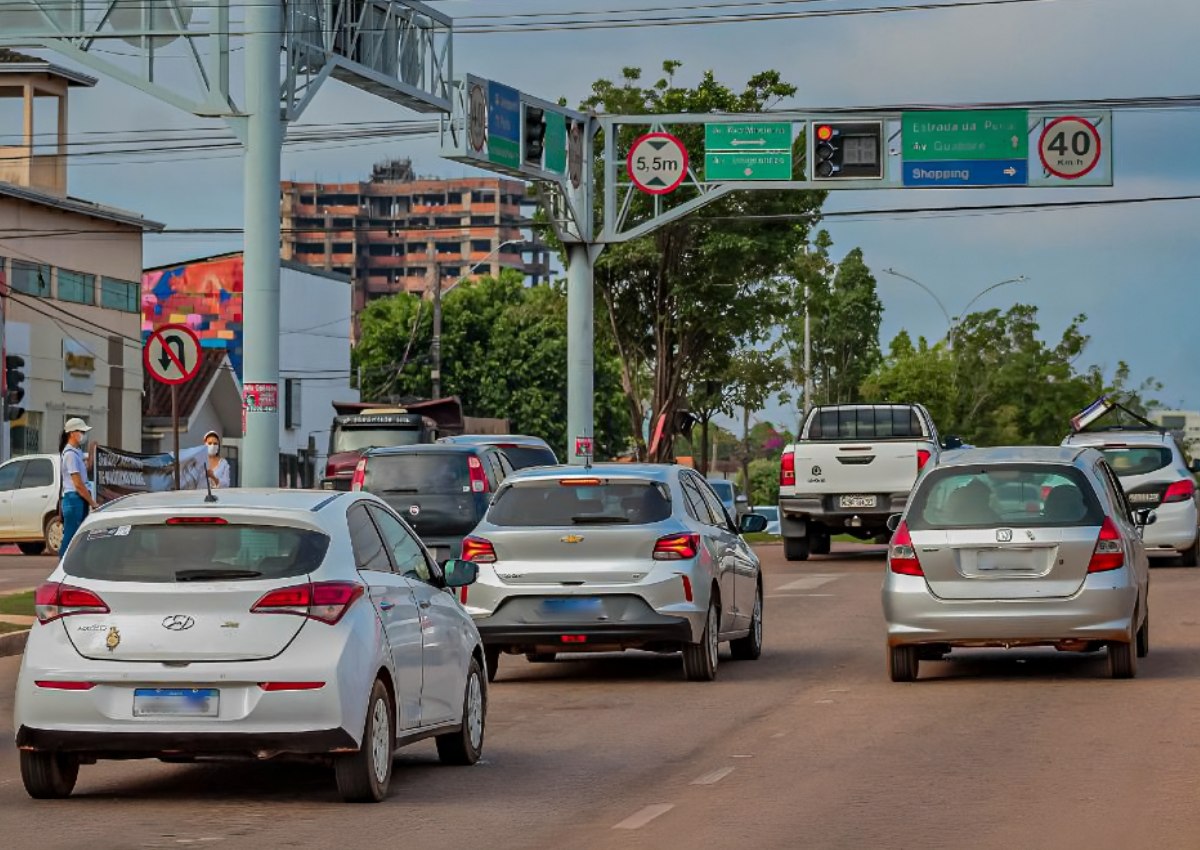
left=783, top=535, right=810, bottom=562
left=44, top=515, right=63, bottom=556
left=889, top=645, right=919, bottom=683
left=20, top=751, right=79, bottom=799
left=525, top=652, right=556, bottom=663
left=730, top=581, right=763, bottom=661
left=1180, top=536, right=1199, bottom=567
left=334, top=678, right=393, bottom=803
left=1136, top=608, right=1150, bottom=659
left=436, top=657, right=487, bottom=766
left=811, top=533, right=831, bottom=556
left=17, top=541, right=45, bottom=556
left=682, top=597, right=720, bottom=681
left=1107, top=640, right=1138, bottom=679
left=484, top=646, right=501, bottom=683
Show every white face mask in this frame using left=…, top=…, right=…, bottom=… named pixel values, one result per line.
left=206, top=443, right=220, bottom=457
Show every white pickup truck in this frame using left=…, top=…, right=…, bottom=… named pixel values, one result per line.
left=778, top=403, right=947, bottom=561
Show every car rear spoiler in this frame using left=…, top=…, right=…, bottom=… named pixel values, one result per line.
left=1070, top=395, right=1163, bottom=434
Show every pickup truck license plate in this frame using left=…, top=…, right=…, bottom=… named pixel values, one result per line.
left=839, top=495, right=877, bottom=509
left=133, top=688, right=219, bottom=718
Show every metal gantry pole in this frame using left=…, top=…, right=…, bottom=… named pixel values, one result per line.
left=565, top=242, right=594, bottom=465
left=803, top=283, right=813, bottom=418
left=240, top=0, right=284, bottom=487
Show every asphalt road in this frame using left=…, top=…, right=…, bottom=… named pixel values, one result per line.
left=0, top=550, right=56, bottom=594
left=3, top=543, right=1200, bottom=850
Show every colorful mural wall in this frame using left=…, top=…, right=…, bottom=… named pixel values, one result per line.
left=142, top=255, right=245, bottom=378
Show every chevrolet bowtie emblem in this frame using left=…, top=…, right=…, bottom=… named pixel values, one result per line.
left=561, top=535, right=584, bottom=544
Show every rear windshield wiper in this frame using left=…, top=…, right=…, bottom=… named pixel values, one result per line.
left=571, top=516, right=630, bottom=524
left=176, top=569, right=264, bottom=582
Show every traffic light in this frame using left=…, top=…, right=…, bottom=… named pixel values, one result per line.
left=4, top=354, right=24, bottom=422
left=523, top=105, right=547, bottom=168
left=811, top=121, right=884, bottom=180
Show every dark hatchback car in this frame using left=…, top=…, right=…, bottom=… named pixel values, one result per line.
left=352, top=444, right=514, bottom=562
left=437, top=434, right=559, bottom=470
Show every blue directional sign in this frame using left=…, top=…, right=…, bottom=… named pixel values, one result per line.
left=487, top=81, right=521, bottom=169
left=902, top=159, right=1028, bottom=187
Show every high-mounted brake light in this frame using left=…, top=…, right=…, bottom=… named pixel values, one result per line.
left=781, top=451, right=796, bottom=487
left=888, top=521, right=923, bottom=576
left=560, top=478, right=603, bottom=487
left=166, top=516, right=228, bottom=525
left=251, top=581, right=364, bottom=625
left=35, top=582, right=110, bottom=624
left=462, top=536, right=497, bottom=564
left=1088, top=517, right=1125, bottom=573
left=1163, top=479, right=1196, bottom=504
left=350, top=458, right=367, bottom=491
left=654, top=533, right=700, bottom=561
left=467, top=456, right=489, bottom=493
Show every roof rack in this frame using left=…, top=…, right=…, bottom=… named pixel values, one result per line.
left=1070, top=395, right=1164, bottom=434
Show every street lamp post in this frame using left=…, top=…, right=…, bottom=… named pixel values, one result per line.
left=881, top=268, right=1027, bottom=352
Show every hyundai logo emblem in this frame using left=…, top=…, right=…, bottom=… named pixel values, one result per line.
left=162, top=614, right=195, bottom=632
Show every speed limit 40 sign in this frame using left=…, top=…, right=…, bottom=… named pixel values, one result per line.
left=1038, top=116, right=1102, bottom=180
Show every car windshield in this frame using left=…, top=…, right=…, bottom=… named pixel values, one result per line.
left=907, top=465, right=1105, bottom=530
left=708, top=480, right=735, bottom=502
left=806, top=406, right=924, bottom=440
left=487, top=479, right=672, bottom=526
left=496, top=445, right=558, bottom=469
left=363, top=454, right=470, bottom=495
left=62, top=523, right=330, bottom=583
left=1100, top=446, right=1173, bottom=477
left=333, top=427, right=423, bottom=454
left=756, top=506, right=779, bottom=520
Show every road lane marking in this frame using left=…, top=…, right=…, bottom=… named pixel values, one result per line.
left=774, top=575, right=840, bottom=592
left=767, top=593, right=835, bottom=598
left=691, top=767, right=735, bottom=786
left=614, top=804, right=674, bottom=830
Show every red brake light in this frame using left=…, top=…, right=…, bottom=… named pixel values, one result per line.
left=681, top=575, right=694, bottom=602
left=35, top=681, right=96, bottom=691
left=654, top=532, right=700, bottom=561
left=468, top=456, right=489, bottom=493
left=1088, top=517, right=1125, bottom=573
left=35, top=582, right=109, bottom=624
left=462, top=536, right=497, bottom=564
left=166, top=516, right=228, bottom=525
left=781, top=451, right=796, bottom=487
left=351, top=458, right=367, bottom=491
left=561, top=635, right=587, bottom=644
left=888, top=521, right=923, bottom=576
left=258, top=682, right=325, bottom=691
left=917, top=449, right=932, bottom=471
left=251, top=581, right=363, bottom=625
left=1163, top=479, right=1196, bottom=504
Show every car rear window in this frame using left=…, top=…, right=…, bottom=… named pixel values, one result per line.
left=487, top=480, right=672, bottom=526
left=907, top=465, right=1105, bottom=530
left=496, top=446, right=558, bottom=469
left=62, top=523, right=331, bottom=583
left=1100, top=447, right=1173, bottom=478
left=364, top=454, right=470, bottom=495
left=806, top=406, right=924, bottom=440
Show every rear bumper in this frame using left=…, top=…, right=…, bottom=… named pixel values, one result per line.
left=16, top=725, right=356, bottom=756
left=475, top=595, right=697, bottom=651
left=779, top=494, right=909, bottom=532
left=883, top=570, right=1139, bottom=646
left=1140, top=502, right=1198, bottom=553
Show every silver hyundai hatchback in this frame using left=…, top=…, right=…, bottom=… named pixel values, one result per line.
left=461, top=464, right=768, bottom=682
left=882, top=447, right=1151, bottom=681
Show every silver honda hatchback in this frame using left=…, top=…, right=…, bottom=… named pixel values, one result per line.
left=882, top=446, right=1151, bottom=681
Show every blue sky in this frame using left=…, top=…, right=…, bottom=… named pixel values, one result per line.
left=28, top=0, right=1200, bottom=428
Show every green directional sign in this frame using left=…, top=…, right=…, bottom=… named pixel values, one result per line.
left=544, top=111, right=567, bottom=174
left=704, top=122, right=792, bottom=181
left=903, top=110, right=1028, bottom=161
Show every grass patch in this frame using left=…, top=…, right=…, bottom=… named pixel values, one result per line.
left=0, top=590, right=34, bottom=617
left=0, top=621, right=27, bottom=634
left=744, top=532, right=782, bottom=545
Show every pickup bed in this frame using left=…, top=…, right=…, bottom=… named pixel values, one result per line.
left=778, top=404, right=941, bottom=561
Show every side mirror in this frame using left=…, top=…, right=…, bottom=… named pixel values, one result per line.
left=739, top=513, right=769, bottom=535
left=943, top=436, right=963, bottom=450
left=442, top=559, right=479, bottom=588
left=1134, top=508, right=1157, bottom=528
left=886, top=513, right=903, bottom=533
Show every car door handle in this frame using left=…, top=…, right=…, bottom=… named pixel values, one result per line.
left=378, top=600, right=396, bottom=611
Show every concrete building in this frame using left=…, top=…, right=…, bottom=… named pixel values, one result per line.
left=1150, top=409, right=1200, bottom=456
left=142, top=253, right=359, bottom=485
left=280, top=158, right=552, bottom=314
left=0, top=49, right=162, bottom=458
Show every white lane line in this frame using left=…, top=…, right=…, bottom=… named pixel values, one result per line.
left=614, top=804, right=675, bottom=830
left=775, top=575, right=840, bottom=592
left=691, top=767, right=736, bottom=786
left=771, top=732, right=788, bottom=739
left=767, top=593, right=835, bottom=599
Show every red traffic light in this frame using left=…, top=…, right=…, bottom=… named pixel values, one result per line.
left=816, top=125, right=834, bottom=141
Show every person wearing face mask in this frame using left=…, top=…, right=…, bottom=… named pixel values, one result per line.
left=59, top=417, right=98, bottom=552
left=202, top=430, right=231, bottom=489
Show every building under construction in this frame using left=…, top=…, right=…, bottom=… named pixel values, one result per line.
left=280, top=158, right=552, bottom=312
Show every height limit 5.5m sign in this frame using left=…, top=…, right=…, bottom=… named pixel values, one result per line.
left=627, top=132, right=688, bottom=195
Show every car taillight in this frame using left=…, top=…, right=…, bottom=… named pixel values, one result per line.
left=917, top=449, right=932, bottom=471
left=350, top=458, right=367, bottom=491
left=166, top=516, right=228, bottom=525
left=653, top=533, right=700, bottom=561
left=888, top=521, right=923, bottom=576
left=468, top=456, right=489, bottom=493
left=462, top=536, right=497, bottom=563
left=35, top=582, right=109, bottom=624
left=258, top=682, right=325, bottom=691
left=1163, top=479, right=1196, bottom=504
left=781, top=451, right=796, bottom=487
left=1088, top=517, right=1125, bottom=573
left=35, top=681, right=96, bottom=691
left=251, top=581, right=364, bottom=625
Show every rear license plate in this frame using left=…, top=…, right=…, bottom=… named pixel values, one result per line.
left=540, top=597, right=604, bottom=616
left=839, top=495, right=877, bottom=509
left=1128, top=493, right=1159, bottom=504
left=133, top=688, right=219, bottom=718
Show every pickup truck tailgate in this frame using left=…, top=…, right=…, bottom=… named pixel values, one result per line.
left=792, top=442, right=925, bottom=496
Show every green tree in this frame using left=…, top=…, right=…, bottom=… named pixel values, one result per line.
left=747, top=457, right=780, bottom=508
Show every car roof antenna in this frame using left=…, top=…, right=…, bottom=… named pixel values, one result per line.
left=203, top=462, right=218, bottom=503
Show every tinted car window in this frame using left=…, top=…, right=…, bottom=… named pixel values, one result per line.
left=682, top=476, right=719, bottom=526
left=496, top=445, right=558, bottom=469
left=369, top=505, right=433, bottom=582
left=488, top=479, right=672, bottom=526
left=364, top=454, right=470, bottom=495
left=0, top=461, right=23, bottom=492
left=807, top=406, right=924, bottom=440
left=349, top=504, right=391, bottom=572
left=907, top=465, right=1104, bottom=530
left=63, top=523, right=330, bottom=582
left=708, top=480, right=734, bottom=502
left=1099, top=447, right=1173, bottom=477
left=20, top=458, right=54, bottom=488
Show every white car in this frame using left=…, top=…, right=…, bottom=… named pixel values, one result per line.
left=755, top=505, right=781, bottom=536
left=15, top=489, right=487, bottom=802
left=0, top=453, right=65, bottom=554
left=1062, top=429, right=1200, bottom=565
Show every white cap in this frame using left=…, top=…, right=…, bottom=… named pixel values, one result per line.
left=63, top=417, right=92, bottom=434
left=204, top=430, right=220, bottom=442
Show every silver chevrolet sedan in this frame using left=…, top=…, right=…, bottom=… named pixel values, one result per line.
left=461, top=464, right=768, bottom=682
left=882, top=446, right=1151, bottom=682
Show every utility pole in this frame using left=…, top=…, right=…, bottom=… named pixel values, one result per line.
left=803, top=282, right=813, bottom=419
left=431, top=263, right=443, bottom=399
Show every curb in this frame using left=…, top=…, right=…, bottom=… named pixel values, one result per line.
left=0, top=628, right=28, bottom=658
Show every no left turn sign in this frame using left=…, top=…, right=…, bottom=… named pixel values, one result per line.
left=144, top=324, right=202, bottom=385
left=1038, top=116, right=1102, bottom=180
